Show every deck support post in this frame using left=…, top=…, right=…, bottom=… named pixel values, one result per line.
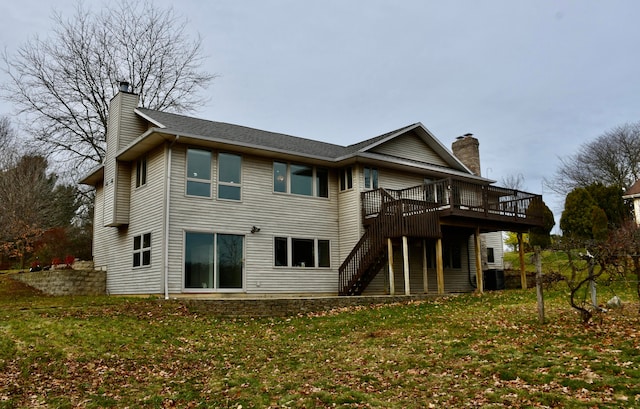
left=422, top=239, right=428, bottom=294
left=387, top=238, right=395, bottom=296
left=402, top=236, right=410, bottom=295
left=518, top=233, right=526, bottom=289
left=474, top=228, right=484, bottom=294
left=436, top=238, right=444, bottom=295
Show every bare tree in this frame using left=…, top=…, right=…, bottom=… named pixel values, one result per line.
left=1, top=1, right=215, bottom=173
left=501, top=173, right=524, bottom=191
left=550, top=122, right=640, bottom=196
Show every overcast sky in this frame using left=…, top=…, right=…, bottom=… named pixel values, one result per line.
left=2, top=1, right=639, bottom=231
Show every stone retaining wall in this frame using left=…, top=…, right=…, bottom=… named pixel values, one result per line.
left=182, top=294, right=439, bottom=317
left=13, top=270, right=106, bottom=296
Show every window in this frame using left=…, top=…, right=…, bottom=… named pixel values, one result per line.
left=186, top=148, right=211, bottom=197
left=218, top=153, right=242, bottom=200
left=185, top=232, right=244, bottom=289
left=340, top=167, right=353, bottom=191
left=291, top=164, right=313, bottom=196
left=274, top=237, right=330, bottom=268
left=364, top=167, right=378, bottom=189
left=273, top=162, right=328, bottom=198
left=136, top=156, right=147, bottom=188
left=273, top=162, right=287, bottom=193
left=274, top=237, right=288, bottom=266
left=133, top=233, right=151, bottom=267
left=487, top=247, right=495, bottom=263
left=444, top=243, right=462, bottom=269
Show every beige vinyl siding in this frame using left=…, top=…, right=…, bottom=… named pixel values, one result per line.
left=93, top=183, right=107, bottom=268
left=337, top=167, right=362, bottom=265
left=102, top=92, right=146, bottom=227
left=166, top=145, right=340, bottom=295
left=375, top=167, right=425, bottom=191
left=92, top=145, right=167, bottom=295
left=483, top=232, right=504, bottom=270
left=370, top=132, right=449, bottom=167
left=113, top=162, right=131, bottom=225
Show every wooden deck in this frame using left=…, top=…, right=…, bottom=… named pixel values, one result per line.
left=339, top=178, right=544, bottom=296
left=362, top=178, right=544, bottom=233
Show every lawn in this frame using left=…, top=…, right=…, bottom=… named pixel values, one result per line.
left=1, top=271, right=639, bottom=408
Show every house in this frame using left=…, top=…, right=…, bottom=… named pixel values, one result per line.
left=80, top=83, right=544, bottom=298
left=622, top=180, right=640, bottom=226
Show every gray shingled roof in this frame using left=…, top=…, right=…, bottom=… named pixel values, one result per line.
left=137, top=108, right=424, bottom=160
left=137, top=108, right=374, bottom=159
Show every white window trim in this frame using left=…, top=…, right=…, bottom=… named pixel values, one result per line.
left=364, top=166, right=378, bottom=190
left=182, top=229, right=246, bottom=293
left=217, top=152, right=243, bottom=202
left=340, top=167, right=354, bottom=192
left=273, top=236, right=331, bottom=269
left=185, top=147, right=212, bottom=198
left=133, top=232, right=152, bottom=268
left=272, top=161, right=329, bottom=199
left=135, top=156, right=147, bottom=189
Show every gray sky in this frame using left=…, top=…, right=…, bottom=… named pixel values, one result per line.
left=2, top=1, right=640, bottom=231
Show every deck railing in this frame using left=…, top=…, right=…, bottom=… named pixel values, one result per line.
left=339, top=197, right=440, bottom=295
left=362, top=178, right=543, bottom=225
left=341, top=178, right=543, bottom=295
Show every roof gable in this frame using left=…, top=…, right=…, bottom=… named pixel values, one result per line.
left=349, top=122, right=470, bottom=172
left=368, top=131, right=449, bottom=167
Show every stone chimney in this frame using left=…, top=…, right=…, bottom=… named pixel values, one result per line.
left=452, top=133, right=481, bottom=176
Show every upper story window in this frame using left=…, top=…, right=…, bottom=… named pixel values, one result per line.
left=133, top=233, right=151, bottom=267
left=186, top=148, right=211, bottom=197
left=218, top=153, right=242, bottom=200
left=340, top=167, right=353, bottom=191
left=364, top=167, right=378, bottom=189
left=135, top=156, right=147, bottom=188
left=273, top=162, right=328, bottom=198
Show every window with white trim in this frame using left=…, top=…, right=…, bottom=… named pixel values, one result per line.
left=364, top=167, right=378, bottom=189
left=133, top=233, right=151, bottom=267
left=186, top=148, right=211, bottom=197
left=184, top=232, right=244, bottom=289
left=340, top=167, right=353, bottom=191
left=273, top=162, right=328, bottom=198
left=136, top=156, right=147, bottom=188
left=273, top=237, right=330, bottom=268
left=218, top=153, right=242, bottom=200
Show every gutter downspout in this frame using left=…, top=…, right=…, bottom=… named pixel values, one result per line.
left=164, top=135, right=179, bottom=300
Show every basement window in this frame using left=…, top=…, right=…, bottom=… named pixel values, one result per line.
left=133, top=233, right=151, bottom=267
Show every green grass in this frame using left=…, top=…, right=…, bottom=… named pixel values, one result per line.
left=1, top=271, right=639, bottom=408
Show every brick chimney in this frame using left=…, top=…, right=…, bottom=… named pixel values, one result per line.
left=452, top=133, right=481, bottom=176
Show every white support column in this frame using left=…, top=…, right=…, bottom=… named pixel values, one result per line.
left=422, top=239, right=428, bottom=294
left=402, top=236, right=410, bottom=295
left=387, top=238, right=395, bottom=296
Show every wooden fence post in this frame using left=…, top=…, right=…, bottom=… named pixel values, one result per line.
left=535, top=246, right=545, bottom=324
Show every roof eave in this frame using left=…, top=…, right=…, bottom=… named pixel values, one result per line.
left=78, top=164, right=104, bottom=186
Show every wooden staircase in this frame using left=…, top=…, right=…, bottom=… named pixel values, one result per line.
left=338, top=179, right=543, bottom=296
left=338, top=191, right=440, bottom=296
